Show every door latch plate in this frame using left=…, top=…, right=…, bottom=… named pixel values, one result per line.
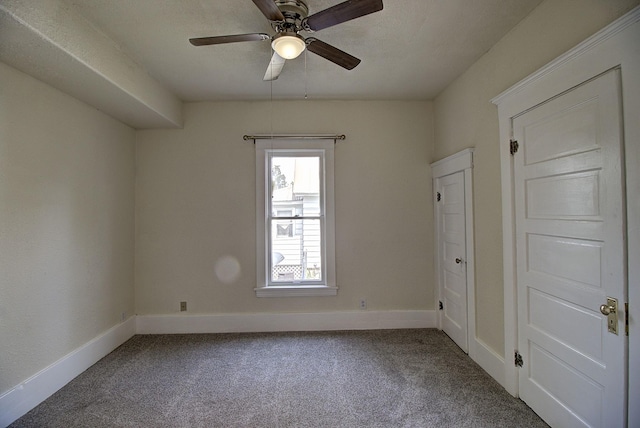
left=600, top=297, right=618, bottom=335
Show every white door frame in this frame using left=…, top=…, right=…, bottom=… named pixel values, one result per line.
left=492, top=6, right=640, bottom=426
left=431, top=148, right=476, bottom=357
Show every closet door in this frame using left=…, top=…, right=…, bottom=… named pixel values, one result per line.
left=432, top=149, right=474, bottom=355
left=512, top=70, right=626, bottom=428
left=435, top=171, right=468, bottom=352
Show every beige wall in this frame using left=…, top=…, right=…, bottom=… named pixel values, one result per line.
left=6, top=0, right=637, bottom=400
left=0, top=62, right=135, bottom=393
left=433, top=0, right=640, bottom=355
left=135, top=100, right=434, bottom=315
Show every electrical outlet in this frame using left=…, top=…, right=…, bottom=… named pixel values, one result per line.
left=121, top=311, right=127, bottom=322
left=359, top=299, right=367, bottom=310
left=180, top=301, right=187, bottom=312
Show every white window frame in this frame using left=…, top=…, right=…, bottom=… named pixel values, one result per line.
left=255, top=139, right=337, bottom=297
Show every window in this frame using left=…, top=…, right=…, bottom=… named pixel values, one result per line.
left=255, top=139, right=336, bottom=297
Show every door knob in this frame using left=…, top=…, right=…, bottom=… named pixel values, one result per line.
left=600, top=297, right=618, bottom=335
left=455, top=258, right=462, bottom=264
left=600, top=303, right=616, bottom=316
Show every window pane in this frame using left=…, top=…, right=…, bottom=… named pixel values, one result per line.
left=271, top=219, right=322, bottom=283
left=271, top=156, right=320, bottom=217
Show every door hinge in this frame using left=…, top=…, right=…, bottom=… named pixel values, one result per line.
left=436, top=192, right=441, bottom=202
left=514, top=350, right=524, bottom=368
left=510, top=139, right=519, bottom=155
left=439, top=300, right=443, bottom=310
left=626, top=302, right=629, bottom=336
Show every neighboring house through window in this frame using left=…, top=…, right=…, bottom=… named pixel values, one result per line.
left=255, top=139, right=337, bottom=297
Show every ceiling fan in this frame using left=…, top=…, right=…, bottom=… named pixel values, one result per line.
left=189, top=0, right=384, bottom=81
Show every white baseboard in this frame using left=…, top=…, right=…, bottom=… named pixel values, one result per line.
left=0, top=317, right=135, bottom=428
left=136, top=310, right=436, bottom=334
left=470, top=337, right=506, bottom=389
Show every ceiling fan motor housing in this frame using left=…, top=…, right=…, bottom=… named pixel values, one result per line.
left=273, top=0, right=309, bottom=33
left=275, top=0, right=309, bottom=18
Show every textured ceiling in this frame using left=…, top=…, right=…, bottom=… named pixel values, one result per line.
left=0, top=0, right=543, bottom=127
left=68, top=0, right=542, bottom=101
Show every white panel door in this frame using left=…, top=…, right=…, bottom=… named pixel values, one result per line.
left=513, top=70, right=626, bottom=428
left=436, top=171, right=468, bottom=352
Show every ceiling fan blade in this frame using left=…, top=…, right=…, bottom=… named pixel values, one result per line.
left=264, top=52, right=286, bottom=81
left=189, top=33, right=270, bottom=46
left=303, top=0, right=383, bottom=32
left=306, top=38, right=361, bottom=70
left=251, top=0, right=285, bottom=21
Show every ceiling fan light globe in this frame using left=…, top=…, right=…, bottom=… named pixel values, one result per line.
left=272, top=33, right=306, bottom=59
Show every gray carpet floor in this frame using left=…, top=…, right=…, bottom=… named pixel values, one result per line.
left=10, top=329, right=548, bottom=427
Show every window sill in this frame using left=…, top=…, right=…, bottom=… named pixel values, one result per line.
left=254, top=286, right=338, bottom=298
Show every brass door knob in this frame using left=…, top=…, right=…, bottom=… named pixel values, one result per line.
left=600, top=304, right=616, bottom=316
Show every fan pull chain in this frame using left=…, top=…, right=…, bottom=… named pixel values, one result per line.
left=304, top=49, right=308, bottom=100
left=270, top=48, right=274, bottom=141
